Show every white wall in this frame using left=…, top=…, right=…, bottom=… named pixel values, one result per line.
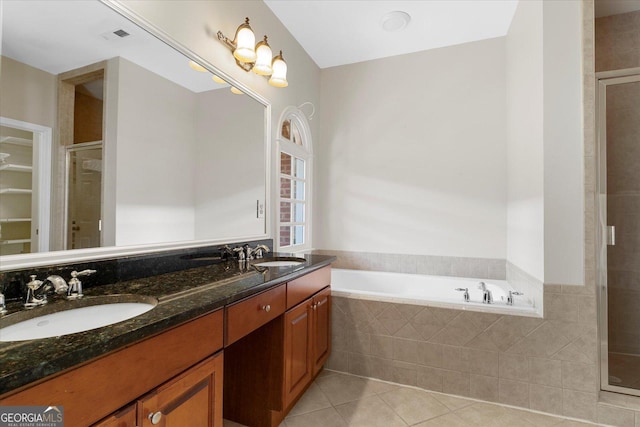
left=194, top=89, right=265, bottom=239
left=316, top=38, right=507, bottom=258
left=505, top=1, right=544, bottom=281
left=114, top=58, right=196, bottom=246
left=542, top=0, right=584, bottom=285
left=0, top=56, right=56, bottom=128
left=505, top=0, right=584, bottom=285
left=118, top=0, right=322, bottom=241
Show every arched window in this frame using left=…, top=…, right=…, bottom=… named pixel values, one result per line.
left=276, top=107, right=312, bottom=251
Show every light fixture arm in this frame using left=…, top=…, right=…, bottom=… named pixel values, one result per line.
left=216, top=30, right=254, bottom=72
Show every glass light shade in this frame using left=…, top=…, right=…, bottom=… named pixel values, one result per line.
left=253, top=36, right=273, bottom=76
left=269, top=51, right=288, bottom=88
left=233, top=18, right=256, bottom=63
left=188, top=60, right=207, bottom=72
left=230, top=86, right=243, bottom=95
left=212, top=74, right=226, bottom=84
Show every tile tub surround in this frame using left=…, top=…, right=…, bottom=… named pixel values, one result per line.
left=312, top=250, right=507, bottom=280
left=327, top=290, right=605, bottom=423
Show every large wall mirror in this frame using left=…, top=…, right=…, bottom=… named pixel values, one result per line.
left=0, top=0, right=269, bottom=269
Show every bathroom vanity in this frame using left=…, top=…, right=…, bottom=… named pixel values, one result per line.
left=0, top=253, right=334, bottom=427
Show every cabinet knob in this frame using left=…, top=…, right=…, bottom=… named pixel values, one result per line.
left=261, top=304, right=271, bottom=312
left=312, top=303, right=317, bottom=310
left=148, top=411, right=162, bottom=425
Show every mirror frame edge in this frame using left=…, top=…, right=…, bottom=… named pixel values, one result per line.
left=0, top=0, right=272, bottom=271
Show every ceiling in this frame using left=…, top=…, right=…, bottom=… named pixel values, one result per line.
left=265, top=0, right=640, bottom=68
left=1, top=0, right=225, bottom=93
left=263, top=0, right=519, bottom=69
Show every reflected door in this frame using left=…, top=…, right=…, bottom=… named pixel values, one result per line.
left=67, top=145, right=102, bottom=249
left=600, top=74, right=640, bottom=394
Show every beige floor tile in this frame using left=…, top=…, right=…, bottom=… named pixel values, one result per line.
left=287, top=382, right=332, bottom=417
left=378, top=387, right=450, bottom=425
left=508, top=408, right=566, bottom=427
left=413, top=413, right=469, bottom=427
left=454, top=402, right=508, bottom=425
left=554, top=421, right=600, bottom=427
left=315, top=373, right=380, bottom=406
left=430, top=392, right=475, bottom=411
left=335, top=395, right=408, bottom=427
left=284, top=407, right=347, bottom=427
left=223, top=420, right=246, bottom=427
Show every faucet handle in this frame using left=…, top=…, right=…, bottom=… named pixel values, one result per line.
left=67, top=270, right=94, bottom=299
left=233, top=247, right=246, bottom=260
left=455, top=287, right=470, bottom=302
left=72, top=269, right=96, bottom=277
left=506, top=290, right=523, bottom=306
left=253, top=244, right=270, bottom=259
left=0, top=292, right=7, bottom=315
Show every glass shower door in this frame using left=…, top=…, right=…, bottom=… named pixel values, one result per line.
left=599, top=73, right=640, bottom=395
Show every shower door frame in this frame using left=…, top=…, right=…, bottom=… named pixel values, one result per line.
left=597, top=67, right=640, bottom=397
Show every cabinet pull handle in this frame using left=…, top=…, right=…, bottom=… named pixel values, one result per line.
left=148, top=411, right=162, bottom=425
left=261, top=304, right=271, bottom=312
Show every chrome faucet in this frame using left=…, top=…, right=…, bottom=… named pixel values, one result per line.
left=455, top=287, right=470, bottom=302
left=25, top=274, right=69, bottom=308
left=506, top=290, right=523, bottom=306
left=252, top=244, right=270, bottom=259
left=478, top=282, right=493, bottom=304
left=67, top=269, right=97, bottom=299
left=0, top=292, right=7, bottom=315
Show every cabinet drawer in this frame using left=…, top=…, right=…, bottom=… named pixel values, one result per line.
left=287, top=266, right=331, bottom=309
left=226, top=284, right=286, bottom=346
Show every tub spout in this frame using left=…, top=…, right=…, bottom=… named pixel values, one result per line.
left=478, top=282, right=493, bottom=304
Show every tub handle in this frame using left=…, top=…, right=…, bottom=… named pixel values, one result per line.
left=455, top=288, right=470, bottom=302
left=506, top=291, right=523, bottom=306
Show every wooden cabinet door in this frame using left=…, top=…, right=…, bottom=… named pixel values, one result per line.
left=283, top=298, right=312, bottom=408
left=312, top=287, right=331, bottom=376
left=138, top=352, right=223, bottom=427
left=92, top=403, right=137, bottom=427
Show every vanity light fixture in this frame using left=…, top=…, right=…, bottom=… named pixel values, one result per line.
left=230, top=86, right=244, bottom=95
left=217, top=17, right=288, bottom=88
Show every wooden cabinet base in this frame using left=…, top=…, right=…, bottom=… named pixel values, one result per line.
left=224, top=284, right=331, bottom=427
left=1, top=310, right=224, bottom=427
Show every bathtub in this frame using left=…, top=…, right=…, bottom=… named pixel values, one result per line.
left=330, top=268, right=538, bottom=316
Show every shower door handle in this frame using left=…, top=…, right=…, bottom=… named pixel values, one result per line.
left=607, top=225, right=616, bottom=246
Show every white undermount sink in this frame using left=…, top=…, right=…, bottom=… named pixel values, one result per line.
left=253, top=257, right=306, bottom=267
left=0, top=295, right=157, bottom=342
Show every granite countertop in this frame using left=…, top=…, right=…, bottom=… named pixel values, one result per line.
left=0, top=253, right=335, bottom=396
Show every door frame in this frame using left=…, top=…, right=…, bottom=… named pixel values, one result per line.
left=596, top=67, right=640, bottom=397
left=64, top=141, right=103, bottom=250
left=0, top=116, right=52, bottom=253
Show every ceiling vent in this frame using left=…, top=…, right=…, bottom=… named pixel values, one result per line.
left=100, top=29, right=131, bottom=41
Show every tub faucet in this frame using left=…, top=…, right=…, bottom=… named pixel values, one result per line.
left=478, top=282, right=493, bottom=304
left=455, top=287, right=470, bottom=302
left=506, top=290, right=523, bottom=306
left=25, top=274, right=69, bottom=308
